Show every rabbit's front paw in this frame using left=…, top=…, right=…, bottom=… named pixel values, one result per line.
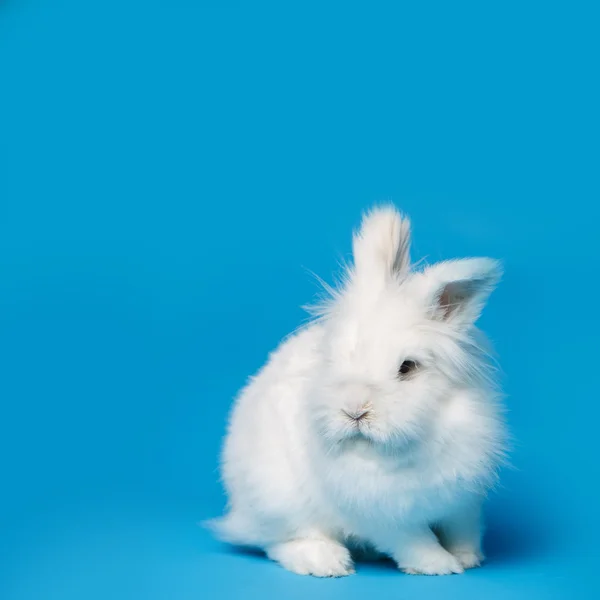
left=400, top=545, right=464, bottom=576
left=449, top=546, right=484, bottom=570
left=267, top=538, right=355, bottom=577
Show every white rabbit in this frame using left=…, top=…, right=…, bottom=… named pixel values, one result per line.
left=209, top=206, right=507, bottom=577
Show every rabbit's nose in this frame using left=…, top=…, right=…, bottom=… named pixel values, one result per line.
left=342, top=408, right=371, bottom=422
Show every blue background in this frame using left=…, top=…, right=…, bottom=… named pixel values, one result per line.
left=1, top=1, right=598, bottom=598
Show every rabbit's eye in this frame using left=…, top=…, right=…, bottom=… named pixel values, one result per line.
left=398, top=359, right=418, bottom=377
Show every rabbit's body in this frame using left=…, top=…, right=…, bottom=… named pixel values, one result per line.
left=211, top=207, right=506, bottom=577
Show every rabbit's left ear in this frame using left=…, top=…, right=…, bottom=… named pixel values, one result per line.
left=420, top=258, right=502, bottom=328
left=352, top=205, right=411, bottom=289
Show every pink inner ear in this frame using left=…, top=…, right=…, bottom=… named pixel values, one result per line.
left=437, top=282, right=468, bottom=320
left=438, top=287, right=452, bottom=319
left=438, top=286, right=455, bottom=319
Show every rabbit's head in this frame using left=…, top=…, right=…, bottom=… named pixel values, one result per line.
left=309, top=206, right=502, bottom=453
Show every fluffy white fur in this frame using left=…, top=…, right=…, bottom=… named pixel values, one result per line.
left=209, top=206, right=507, bottom=577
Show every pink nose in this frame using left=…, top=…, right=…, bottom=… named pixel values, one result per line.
left=342, top=408, right=370, bottom=422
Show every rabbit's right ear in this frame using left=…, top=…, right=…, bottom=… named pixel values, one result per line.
left=419, top=258, right=502, bottom=329
left=352, top=205, right=411, bottom=289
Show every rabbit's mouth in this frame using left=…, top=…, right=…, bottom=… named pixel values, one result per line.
left=337, top=429, right=422, bottom=464
left=315, top=405, right=423, bottom=453
left=337, top=417, right=424, bottom=454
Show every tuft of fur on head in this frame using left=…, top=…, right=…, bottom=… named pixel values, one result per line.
left=306, top=205, right=412, bottom=320
left=351, top=204, right=412, bottom=284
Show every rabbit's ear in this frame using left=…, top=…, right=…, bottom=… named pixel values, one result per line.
left=420, top=258, right=502, bottom=328
left=352, top=205, right=411, bottom=287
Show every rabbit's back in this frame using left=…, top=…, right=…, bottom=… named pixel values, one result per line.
left=216, top=324, right=326, bottom=545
